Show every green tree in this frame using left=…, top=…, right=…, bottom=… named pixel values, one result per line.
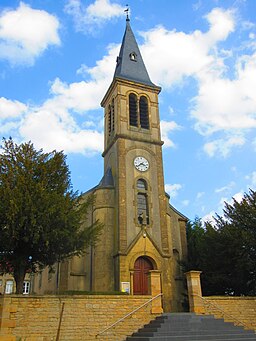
left=185, top=190, right=256, bottom=296
left=213, top=189, right=256, bottom=295
left=0, top=138, right=102, bottom=294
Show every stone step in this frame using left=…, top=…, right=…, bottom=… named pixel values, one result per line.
left=126, top=337, right=256, bottom=341
left=125, top=313, right=256, bottom=341
left=131, top=332, right=255, bottom=339
left=133, top=328, right=251, bottom=336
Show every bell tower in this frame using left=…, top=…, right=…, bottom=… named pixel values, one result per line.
left=100, top=17, right=186, bottom=310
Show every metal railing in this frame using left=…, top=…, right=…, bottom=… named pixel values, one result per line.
left=95, top=293, right=163, bottom=338
left=195, top=294, right=253, bottom=330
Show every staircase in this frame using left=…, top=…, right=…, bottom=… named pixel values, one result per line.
left=126, top=313, right=256, bottom=341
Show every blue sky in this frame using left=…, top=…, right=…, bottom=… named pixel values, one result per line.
left=0, top=0, right=256, bottom=221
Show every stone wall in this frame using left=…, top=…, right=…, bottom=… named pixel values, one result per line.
left=0, top=294, right=160, bottom=341
left=203, top=296, right=256, bottom=331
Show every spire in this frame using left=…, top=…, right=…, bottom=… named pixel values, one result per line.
left=114, top=16, right=156, bottom=87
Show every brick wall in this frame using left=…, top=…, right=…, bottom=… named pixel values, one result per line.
left=203, top=296, right=256, bottom=331
left=0, top=295, right=160, bottom=341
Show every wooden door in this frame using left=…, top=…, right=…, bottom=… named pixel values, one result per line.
left=133, top=257, right=153, bottom=295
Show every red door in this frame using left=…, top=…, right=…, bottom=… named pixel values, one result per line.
left=133, top=257, right=153, bottom=295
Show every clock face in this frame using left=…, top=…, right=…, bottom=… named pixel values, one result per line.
left=134, top=156, right=149, bottom=172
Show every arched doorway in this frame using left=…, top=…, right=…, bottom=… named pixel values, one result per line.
left=133, top=256, right=153, bottom=295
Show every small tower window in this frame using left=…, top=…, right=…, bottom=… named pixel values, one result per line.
left=108, top=99, right=115, bottom=136
left=139, top=96, right=149, bottom=129
left=111, top=99, right=115, bottom=132
left=129, top=52, right=137, bottom=61
left=137, top=179, right=149, bottom=225
left=108, top=104, right=111, bottom=136
left=129, top=93, right=138, bottom=127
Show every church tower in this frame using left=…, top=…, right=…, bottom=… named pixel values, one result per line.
left=96, top=17, right=187, bottom=311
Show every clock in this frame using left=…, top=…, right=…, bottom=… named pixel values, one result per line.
left=134, top=156, right=149, bottom=172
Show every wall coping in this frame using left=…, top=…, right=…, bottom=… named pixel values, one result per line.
left=0, top=294, right=152, bottom=300
left=204, top=296, right=256, bottom=301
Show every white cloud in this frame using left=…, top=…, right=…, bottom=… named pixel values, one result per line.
left=165, top=183, right=182, bottom=198
left=220, top=191, right=244, bottom=207
left=138, top=7, right=256, bottom=156
left=215, top=181, right=235, bottom=193
left=202, top=190, right=244, bottom=224
left=192, top=53, right=256, bottom=135
left=141, top=8, right=235, bottom=88
left=160, top=120, right=181, bottom=148
left=203, top=135, right=245, bottom=157
left=65, top=0, right=124, bottom=34
left=201, top=211, right=215, bottom=224
left=0, top=40, right=119, bottom=154
left=245, top=171, right=256, bottom=188
left=19, top=109, right=103, bottom=154
left=182, top=199, right=190, bottom=206
left=0, top=2, right=60, bottom=65
left=0, top=97, right=27, bottom=119
left=196, top=192, right=205, bottom=199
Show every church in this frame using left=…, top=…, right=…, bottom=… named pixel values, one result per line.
left=33, top=16, right=188, bottom=312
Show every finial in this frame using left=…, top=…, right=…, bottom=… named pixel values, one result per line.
left=124, top=4, right=130, bottom=21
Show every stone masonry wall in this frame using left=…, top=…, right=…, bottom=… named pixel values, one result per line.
left=0, top=295, right=159, bottom=341
left=203, top=296, right=256, bottom=331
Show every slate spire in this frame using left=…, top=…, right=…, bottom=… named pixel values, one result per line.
left=114, top=17, right=156, bottom=87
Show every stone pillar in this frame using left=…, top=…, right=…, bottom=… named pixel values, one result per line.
left=148, top=270, right=163, bottom=314
left=130, top=270, right=134, bottom=295
left=185, top=271, right=205, bottom=314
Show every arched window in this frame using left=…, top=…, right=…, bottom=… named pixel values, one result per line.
left=111, top=98, right=115, bottom=132
left=108, top=104, right=111, bottom=136
left=139, top=96, right=149, bottom=129
left=137, top=179, right=147, bottom=190
left=129, top=93, right=138, bottom=127
left=108, top=99, right=115, bottom=136
left=137, top=179, right=149, bottom=225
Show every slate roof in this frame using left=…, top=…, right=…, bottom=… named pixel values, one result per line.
left=114, top=18, right=157, bottom=87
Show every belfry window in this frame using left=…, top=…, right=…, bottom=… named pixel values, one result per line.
left=137, top=179, right=149, bottom=225
left=108, top=99, right=115, bottom=136
left=129, top=93, right=138, bottom=127
left=111, top=99, right=115, bottom=132
left=129, top=94, right=149, bottom=130
left=108, top=104, right=111, bottom=136
left=139, top=96, right=149, bottom=129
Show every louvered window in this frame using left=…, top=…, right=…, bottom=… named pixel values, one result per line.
left=108, top=104, right=111, bottom=136
left=129, top=93, right=138, bottom=127
left=139, top=96, right=149, bottom=129
left=111, top=99, right=115, bottom=132
left=108, top=99, right=115, bottom=135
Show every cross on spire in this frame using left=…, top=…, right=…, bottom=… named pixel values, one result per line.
left=124, top=4, right=130, bottom=21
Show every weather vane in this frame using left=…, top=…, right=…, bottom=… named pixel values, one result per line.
left=124, top=4, right=129, bottom=21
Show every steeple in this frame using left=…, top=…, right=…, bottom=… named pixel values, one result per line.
left=114, top=18, right=157, bottom=88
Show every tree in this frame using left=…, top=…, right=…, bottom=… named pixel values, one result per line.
left=213, top=189, right=256, bottom=295
left=0, top=138, right=102, bottom=293
left=185, top=190, right=256, bottom=296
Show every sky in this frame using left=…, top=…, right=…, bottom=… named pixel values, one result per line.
left=0, top=0, right=256, bottom=222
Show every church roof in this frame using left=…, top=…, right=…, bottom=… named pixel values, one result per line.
left=114, top=18, right=156, bottom=87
